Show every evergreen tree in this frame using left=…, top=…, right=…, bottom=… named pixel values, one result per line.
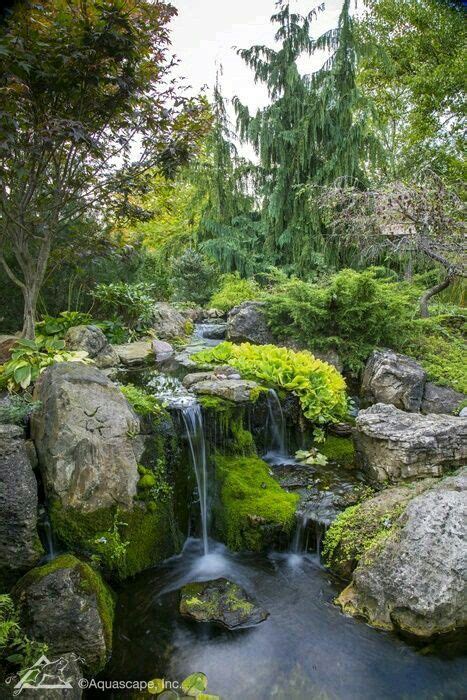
left=235, top=0, right=378, bottom=272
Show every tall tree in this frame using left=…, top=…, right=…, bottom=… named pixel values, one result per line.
left=0, top=0, right=210, bottom=337
left=234, top=0, right=377, bottom=272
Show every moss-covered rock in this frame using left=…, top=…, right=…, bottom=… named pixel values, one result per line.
left=322, top=479, right=435, bottom=579
left=12, top=554, right=115, bottom=673
left=214, top=455, right=299, bottom=551
left=320, top=435, right=355, bottom=468
left=180, top=578, right=269, bottom=629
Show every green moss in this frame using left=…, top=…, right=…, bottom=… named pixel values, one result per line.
left=120, top=383, right=166, bottom=419
left=138, top=473, right=157, bottom=490
left=49, top=500, right=175, bottom=580
left=214, top=455, right=298, bottom=551
left=320, top=435, right=355, bottom=467
left=230, top=415, right=256, bottom=456
left=322, top=501, right=405, bottom=577
left=12, top=554, right=115, bottom=672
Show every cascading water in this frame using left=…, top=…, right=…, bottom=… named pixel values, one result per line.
left=265, top=389, right=287, bottom=459
left=181, top=403, right=209, bottom=555
left=291, top=513, right=309, bottom=554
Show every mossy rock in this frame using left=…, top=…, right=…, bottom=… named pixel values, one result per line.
left=49, top=500, right=177, bottom=580
left=320, top=435, right=355, bottom=468
left=12, top=554, right=115, bottom=674
left=179, top=578, right=269, bottom=629
left=214, top=455, right=299, bottom=551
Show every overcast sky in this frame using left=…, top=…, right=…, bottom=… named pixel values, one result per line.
left=171, top=0, right=348, bottom=116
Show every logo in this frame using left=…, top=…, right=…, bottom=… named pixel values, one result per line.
left=6, top=653, right=84, bottom=696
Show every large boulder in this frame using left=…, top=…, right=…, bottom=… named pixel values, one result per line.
left=180, top=578, right=269, bottom=629
left=421, top=382, right=466, bottom=415
left=12, top=554, right=114, bottom=673
left=151, top=302, right=189, bottom=340
left=0, top=425, right=43, bottom=590
left=113, top=340, right=152, bottom=367
left=227, top=302, right=274, bottom=345
left=361, top=349, right=426, bottom=412
left=192, top=378, right=260, bottom=404
left=31, top=362, right=140, bottom=511
left=64, top=325, right=119, bottom=369
left=337, top=469, right=467, bottom=638
left=354, top=403, right=467, bottom=483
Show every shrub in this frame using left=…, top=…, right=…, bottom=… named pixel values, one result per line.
left=134, top=250, right=173, bottom=301
left=92, top=282, right=155, bottom=329
left=0, top=338, right=90, bottom=391
left=265, top=269, right=414, bottom=374
left=171, top=249, right=217, bottom=306
left=209, top=273, right=261, bottom=312
left=0, top=393, right=41, bottom=425
left=194, top=342, right=348, bottom=423
left=35, top=311, right=93, bottom=338
left=0, top=594, right=48, bottom=671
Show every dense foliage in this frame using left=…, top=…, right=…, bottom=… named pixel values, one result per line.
left=209, top=274, right=262, bottom=313
left=194, top=342, right=348, bottom=423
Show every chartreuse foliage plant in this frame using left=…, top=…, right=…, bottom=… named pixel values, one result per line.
left=0, top=338, right=90, bottom=391
left=209, top=273, right=262, bottom=312
left=194, top=342, right=348, bottom=423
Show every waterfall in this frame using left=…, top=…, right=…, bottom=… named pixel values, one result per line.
left=265, top=389, right=286, bottom=457
left=291, top=514, right=309, bottom=554
left=39, top=510, right=56, bottom=561
left=181, top=403, right=209, bottom=555
left=291, top=514, right=327, bottom=558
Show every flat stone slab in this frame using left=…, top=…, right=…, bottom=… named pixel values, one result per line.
left=355, top=403, right=467, bottom=483
left=191, top=378, right=259, bottom=403
left=113, top=341, right=152, bottom=366
left=180, top=578, right=269, bottom=629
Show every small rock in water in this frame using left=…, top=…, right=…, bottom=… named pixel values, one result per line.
left=179, top=578, right=269, bottom=629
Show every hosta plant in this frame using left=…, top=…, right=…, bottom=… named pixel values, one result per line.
left=35, top=311, right=93, bottom=338
left=194, top=342, right=348, bottom=423
left=0, top=337, right=90, bottom=391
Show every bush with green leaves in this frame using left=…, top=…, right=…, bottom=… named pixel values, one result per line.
left=0, top=338, right=90, bottom=391
left=92, top=282, right=155, bottom=329
left=120, top=384, right=165, bottom=418
left=265, top=269, right=414, bottom=374
left=209, top=273, right=262, bottom=312
left=35, top=311, right=93, bottom=338
left=194, top=341, right=348, bottom=423
left=0, top=594, right=48, bottom=672
left=170, top=248, right=217, bottom=306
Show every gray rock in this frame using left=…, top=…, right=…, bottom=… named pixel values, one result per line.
left=151, top=302, right=188, bottom=340
left=17, top=653, right=83, bottom=699
left=195, top=322, right=227, bottom=340
left=227, top=302, right=274, bottom=345
left=361, top=349, right=426, bottom=412
left=180, top=578, right=269, bottom=629
left=31, top=362, right=140, bottom=511
left=338, top=469, right=467, bottom=638
left=13, top=555, right=114, bottom=673
left=0, top=425, right=42, bottom=589
left=421, top=382, right=466, bottom=415
left=192, top=378, right=260, bottom=403
left=355, top=403, right=467, bottom=483
left=113, top=340, right=152, bottom=367
left=460, top=407, right=467, bottom=418
left=64, top=325, right=119, bottom=369
left=152, top=338, right=174, bottom=363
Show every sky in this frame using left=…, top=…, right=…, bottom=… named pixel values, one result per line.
left=170, top=0, right=347, bottom=115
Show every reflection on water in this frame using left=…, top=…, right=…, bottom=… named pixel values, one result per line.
left=102, top=539, right=466, bottom=700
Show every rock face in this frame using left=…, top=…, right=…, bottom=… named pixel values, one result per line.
left=113, top=340, right=152, bottom=367
left=355, top=403, right=467, bottom=482
left=421, top=382, right=466, bottom=415
left=13, top=554, right=114, bottom=673
left=151, top=302, right=188, bottom=340
left=64, top=325, right=119, bottom=369
left=31, top=362, right=140, bottom=511
left=179, top=578, right=269, bottom=629
left=0, top=425, right=42, bottom=589
left=227, top=302, right=274, bottom=345
left=338, top=469, right=467, bottom=638
left=361, top=349, right=426, bottom=412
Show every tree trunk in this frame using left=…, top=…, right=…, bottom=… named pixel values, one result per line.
left=21, top=286, right=38, bottom=339
left=419, top=274, right=453, bottom=318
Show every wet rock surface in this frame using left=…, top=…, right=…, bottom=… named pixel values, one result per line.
left=0, top=424, right=42, bottom=589
left=191, top=378, right=259, bottom=403
left=338, top=469, right=467, bottom=638
left=179, top=578, right=269, bottom=629
left=64, top=325, right=119, bottom=369
left=355, top=403, right=467, bottom=483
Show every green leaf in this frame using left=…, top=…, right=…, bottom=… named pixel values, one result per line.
left=13, top=364, right=32, bottom=388
left=181, top=672, right=208, bottom=696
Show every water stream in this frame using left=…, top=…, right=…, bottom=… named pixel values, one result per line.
left=264, top=388, right=288, bottom=462
left=180, top=403, right=210, bottom=556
